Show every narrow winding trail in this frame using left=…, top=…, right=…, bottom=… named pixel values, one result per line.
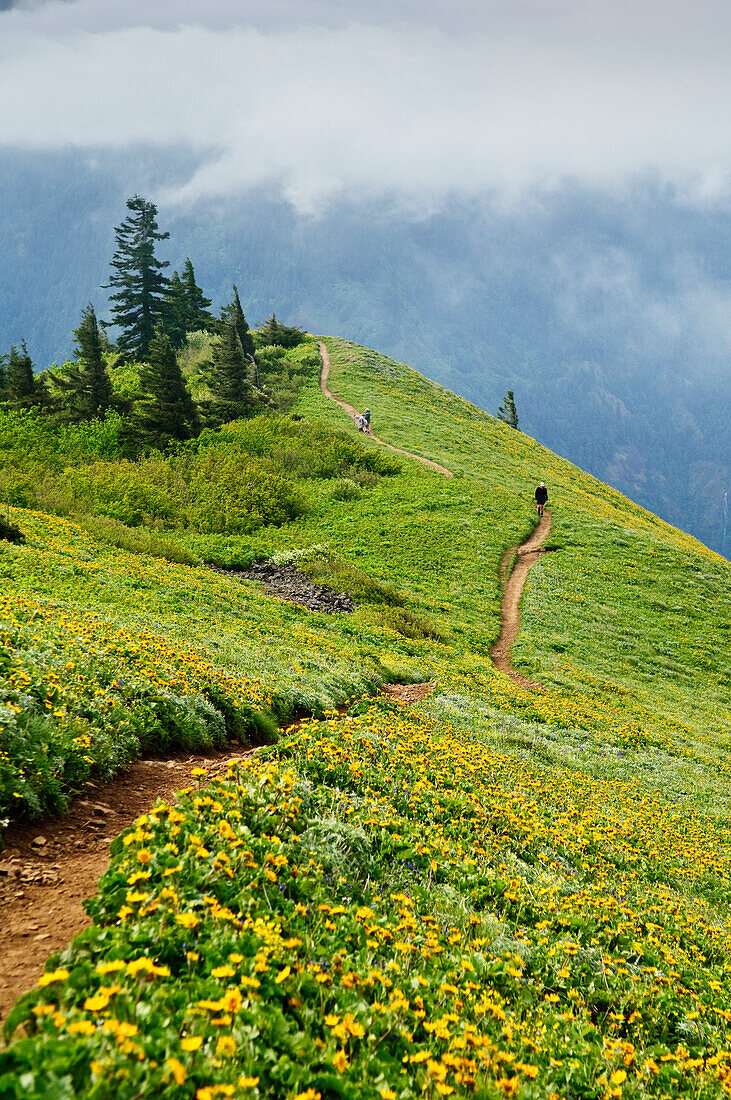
left=318, top=339, right=550, bottom=686
left=318, top=342, right=454, bottom=478
left=491, top=511, right=552, bottom=690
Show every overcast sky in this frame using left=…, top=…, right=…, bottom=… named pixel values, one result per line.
left=2, top=0, right=731, bottom=209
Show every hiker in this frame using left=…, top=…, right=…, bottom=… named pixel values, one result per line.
left=355, top=408, right=371, bottom=433
left=535, top=482, right=548, bottom=517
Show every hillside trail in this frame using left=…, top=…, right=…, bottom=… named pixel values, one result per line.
left=0, top=681, right=434, bottom=1028
left=491, top=510, right=552, bottom=690
left=318, top=342, right=454, bottom=478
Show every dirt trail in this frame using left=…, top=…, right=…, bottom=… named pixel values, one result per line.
left=0, top=683, right=434, bottom=1025
left=318, top=342, right=454, bottom=478
left=0, top=747, right=258, bottom=1027
left=490, top=511, right=552, bottom=690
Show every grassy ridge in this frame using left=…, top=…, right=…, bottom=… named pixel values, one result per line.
left=1, top=337, right=730, bottom=1098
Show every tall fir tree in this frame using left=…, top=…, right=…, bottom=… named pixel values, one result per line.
left=163, top=271, right=189, bottom=349
left=219, top=285, right=255, bottom=358
left=181, top=259, right=215, bottom=332
left=136, top=326, right=199, bottom=445
left=106, top=195, right=170, bottom=360
left=0, top=352, right=7, bottom=400
left=497, top=389, right=519, bottom=430
left=163, top=259, right=215, bottom=348
left=50, top=304, right=115, bottom=421
left=5, top=341, right=38, bottom=407
left=208, top=315, right=256, bottom=424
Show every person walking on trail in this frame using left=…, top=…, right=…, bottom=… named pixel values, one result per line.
left=535, top=482, right=548, bottom=517
left=356, top=408, right=371, bottom=433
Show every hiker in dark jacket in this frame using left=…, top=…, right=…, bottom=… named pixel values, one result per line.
left=535, top=482, right=548, bottom=516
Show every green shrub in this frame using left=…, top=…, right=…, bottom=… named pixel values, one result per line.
left=329, top=477, right=362, bottom=502
left=196, top=539, right=258, bottom=570
left=301, top=557, right=404, bottom=606
left=371, top=605, right=447, bottom=641
left=61, top=457, right=184, bottom=527
left=186, top=453, right=305, bottom=534
left=197, top=416, right=400, bottom=482
left=130, top=691, right=227, bottom=755
left=55, top=448, right=305, bottom=536
left=0, top=408, right=125, bottom=468
left=203, top=684, right=279, bottom=745
left=256, top=342, right=318, bottom=411
left=0, top=404, right=398, bottom=546
left=76, top=514, right=199, bottom=566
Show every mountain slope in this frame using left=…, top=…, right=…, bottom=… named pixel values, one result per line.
left=1, top=337, right=730, bottom=1098
left=1, top=157, right=729, bottom=555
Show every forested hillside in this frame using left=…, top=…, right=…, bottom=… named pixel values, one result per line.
left=1, top=323, right=729, bottom=1098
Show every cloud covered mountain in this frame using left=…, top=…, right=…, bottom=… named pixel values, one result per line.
left=0, top=149, right=729, bottom=556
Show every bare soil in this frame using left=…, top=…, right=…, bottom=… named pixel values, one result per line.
left=318, top=342, right=454, bottom=478
left=490, top=511, right=553, bottom=690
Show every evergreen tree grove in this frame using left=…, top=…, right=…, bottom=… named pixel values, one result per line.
left=106, top=195, right=170, bottom=360
left=136, top=327, right=200, bottom=445
left=163, top=271, right=189, bottom=349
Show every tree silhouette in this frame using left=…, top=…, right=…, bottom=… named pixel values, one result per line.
left=497, top=389, right=519, bottom=430
left=106, top=195, right=170, bottom=360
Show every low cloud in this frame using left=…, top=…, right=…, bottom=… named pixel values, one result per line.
left=2, top=0, right=731, bottom=209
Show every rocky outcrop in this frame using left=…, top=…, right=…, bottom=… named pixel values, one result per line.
left=222, top=561, right=356, bottom=614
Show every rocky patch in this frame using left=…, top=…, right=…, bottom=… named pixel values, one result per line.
left=221, top=561, right=356, bottom=614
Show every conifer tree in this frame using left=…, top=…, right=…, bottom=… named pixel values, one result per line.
left=0, top=352, right=7, bottom=400
left=208, top=315, right=256, bottom=424
left=163, top=271, right=189, bottom=349
left=219, top=285, right=255, bottom=357
left=497, top=389, right=519, bottom=430
left=50, top=304, right=115, bottom=421
left=5, top=342, right=37, bottom=407
left=136, top=326, right=199, bottom=444
left=106, top=195, right=170, bottom=360
left=181, top=259, right=215, bottom=332
left=256, top=312, right=304, bottom=349
left=164, top=260, right=215, bottom=348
